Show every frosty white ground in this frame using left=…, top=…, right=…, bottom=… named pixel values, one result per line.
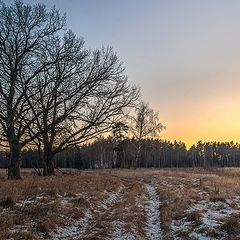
left=100, top=185, right=124, bottom=209
left=50, top=185, right=125, bottom=240
left=171, top=198, right=240, bottom=240
left=145, top=184, right=162, bottom=240
left=50, top=182, right=163, bottom=240
left=110, top=220, right=137, bottom=240
left=51, top=211, right=92, bottom=240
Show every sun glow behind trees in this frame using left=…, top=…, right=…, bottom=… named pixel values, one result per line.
left=161, top=94, right=240, bottom=148
left=2, top=0, right=240, bottom=160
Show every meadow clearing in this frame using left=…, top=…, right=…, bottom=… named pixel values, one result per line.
left=0, top=168, right=240, bottom=240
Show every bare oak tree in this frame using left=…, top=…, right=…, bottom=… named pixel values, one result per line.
left=0, top=1, right=65, bottom=179
left=0, top=1, right=139, bottom=178
left=28, top=44, right=139, bottom=175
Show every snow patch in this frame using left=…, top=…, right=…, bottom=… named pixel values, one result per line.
left=171, top=199, right=240, bottom=240
left=110, top=220, right=137, bottom=240
left=50, top=210, right=92, bottom=240
left=145, top=184, right=162, bottom=240
left=50, top=185, right=125, bottom=240
left=100, top=186, right=124, bottom=210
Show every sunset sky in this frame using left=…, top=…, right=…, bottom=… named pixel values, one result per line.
left=7, top=0, right=240, bottom=146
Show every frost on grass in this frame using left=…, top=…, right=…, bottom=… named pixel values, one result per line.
left=15, top=192, right=48, bottom=209
left=107, top=183, right=147, bottom=240
left=171, top=199, right=240, bottom=240
left=50, top=185, right=125, bottom=240
left=145, top=184, right=162, bottom=240
left=50, top=210, right=92, bottom=240
left=109, top=220, right=138, bottom=240
left=100, top=185, right=124, bottom=210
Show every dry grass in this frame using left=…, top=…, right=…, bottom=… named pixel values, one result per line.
left=106, top=168, right=240, bottom=239
left=0, top=170, right=125, bottom=239
left=220, top=213, right=240, bottom=235
left=0, top=167, right=240, bottom=239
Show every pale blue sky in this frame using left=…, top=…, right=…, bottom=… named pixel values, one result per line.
left=5, top=0, right=240, bottom=144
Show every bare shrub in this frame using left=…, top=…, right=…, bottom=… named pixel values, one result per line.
left=0, top=196, right=15, bottom=208
left=220, top=213, right=240, bottom=234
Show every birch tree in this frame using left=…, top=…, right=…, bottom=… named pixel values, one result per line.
left=129, top=101, right=165, bottom=167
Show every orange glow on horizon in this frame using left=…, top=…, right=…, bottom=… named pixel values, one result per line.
left=159, top=94, right=240, bottom=149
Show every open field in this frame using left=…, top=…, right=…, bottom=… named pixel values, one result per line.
left=0, top=168, right=240, bottom=240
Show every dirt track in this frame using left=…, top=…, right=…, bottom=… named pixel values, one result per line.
left=0, top=168, right=240, bottom=239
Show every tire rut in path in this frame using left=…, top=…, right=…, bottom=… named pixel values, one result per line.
left=49, top=182, right=127, bottom=240
left=145, top=183, right=162, bottom=240
left=95, top=172, right=163, bottom=240
left=50, top=173, right=163, bottom=240
left=79, top=184, right=127, bottom=239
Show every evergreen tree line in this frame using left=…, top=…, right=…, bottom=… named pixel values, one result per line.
left=0, top=139, right=239, bottom=169
left=68, top=139, right=240, bottom=168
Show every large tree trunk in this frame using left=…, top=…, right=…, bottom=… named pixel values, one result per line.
left=43, top=149, right=55, bottom=176
left=8, top=143, right=21, bottom=179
